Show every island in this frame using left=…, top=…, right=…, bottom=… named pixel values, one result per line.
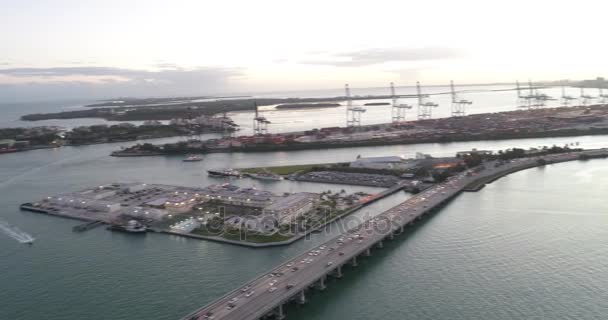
left=0, top=115, right=236, bottom=155
left=20, top=182, right=375, bottom=247
left=20, top=95, right=410, bottom=122
left=19, top=146, right=603, bottom=247
left=111, top=104, right=608, bottom=157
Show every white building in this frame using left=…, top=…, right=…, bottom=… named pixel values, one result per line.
left=350, top=156, right=406, bottom=170
left=170, top=217, right=201, bottom=233
left=264, top=193, right=318, bottom=223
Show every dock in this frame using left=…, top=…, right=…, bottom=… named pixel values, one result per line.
left=72, top=220, right=104, bottom=232
left=179, top=149, right=608, bottom=320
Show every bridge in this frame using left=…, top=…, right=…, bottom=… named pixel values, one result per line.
left=181, top=149, right=607, bottom=320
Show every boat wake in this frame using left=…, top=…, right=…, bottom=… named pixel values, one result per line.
left=0, top=220, right=35, bottom=244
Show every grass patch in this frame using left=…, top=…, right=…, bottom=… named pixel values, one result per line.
left=220, top=229, right=292, bottom=243
left=240, top=163, right=339, bottom=175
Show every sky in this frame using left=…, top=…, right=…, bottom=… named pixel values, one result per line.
left=0, top=0, right=607, bottom=101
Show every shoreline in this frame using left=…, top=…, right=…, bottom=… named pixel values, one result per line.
left=19, top=149, right=608, bottom=248
left=110, top=128, right=608, bottom=157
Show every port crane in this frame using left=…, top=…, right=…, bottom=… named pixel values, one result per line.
left=579, top=87, right=596, bottom=106
left=221, top=111, right=238, bottom=138
left=390, top=82, right=412, bottom=123
left=253, top=100, right=270, bottom=135
left=416, top=81, right=438, bottom=120
left=345, top=84, right=366, bottom=127
left=598, top=87, right=608, bottom=105
left=560, top=85, right=577, bottom=107
left=517, top=80, right=553, bottom=109
left=450, top=80, right=472, bottom=117
left=528, top=80, right=555, bottom=108
left=516, top=80, right=536, bottom=109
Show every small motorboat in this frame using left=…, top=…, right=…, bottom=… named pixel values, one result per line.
left=183, top=155, right=203, bottom=162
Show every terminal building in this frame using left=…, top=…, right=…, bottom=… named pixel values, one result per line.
left=350, top=154, right=463, bottom=172
left=263, top=193, right=318, bottom=223
left=350, top=156, right=406, bottom=170
left=199, top=184, right=275, bottom=208
left=31, top=182, right=320, bottom=232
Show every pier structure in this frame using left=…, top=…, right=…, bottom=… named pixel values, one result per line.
left=416, top=81, right=438, bottom=120
left=180, top=149, right=608, bottom=320
left=345, top=84, right=365, bottom=127
left=450, top=80, right=472, bottom=117
left=390, top=82, right=412, bottom=123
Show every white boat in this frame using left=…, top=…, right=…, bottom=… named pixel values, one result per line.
left=125, top=220, right=147, bottom=232
left=208, top=169, right=242, bottom=177
left=183, top=155, right=203, bottom=162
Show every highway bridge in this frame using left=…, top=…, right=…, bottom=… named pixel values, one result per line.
left=181, top=149, right=607, bottom=320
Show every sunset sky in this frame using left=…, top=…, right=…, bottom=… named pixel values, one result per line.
left=1, top=0, right=606, bottom=101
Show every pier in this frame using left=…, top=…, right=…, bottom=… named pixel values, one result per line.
left=180, top=149, right=608, bottom=320
left=72, top=220, right=104, bottom=232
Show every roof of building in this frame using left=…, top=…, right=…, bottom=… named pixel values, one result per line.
left=265, top=193, right=317, bottom=211
left=145, top=198, right=168, bottom=206
left=351, top=156, right=404, bottom=164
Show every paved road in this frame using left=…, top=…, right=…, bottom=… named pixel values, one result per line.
left=181, top=149, right=607, bottom=320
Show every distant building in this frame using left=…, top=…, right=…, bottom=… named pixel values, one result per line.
left=200, top=184, right=275, bottom=208
left=163, top=193, right=201, bottom=213
left=350, top=156, right=405, bottom=170
left=456, top=148, right=493, bottom=157
left=0, top=139, right=15, bottom=149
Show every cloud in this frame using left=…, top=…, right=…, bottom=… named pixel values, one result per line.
left=301, top=47, right=465, bottom=67
left=153, top=63, right=181, bottom=70
left=0, top=66, right=240, bottom=78
left=0, top=66, right=244, bottom=101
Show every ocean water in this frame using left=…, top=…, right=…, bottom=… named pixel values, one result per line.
left=0, top=84, right=589, bottom=135
left=1, top=91, right=608, bottom=320
left=1, top=134, right=608, bottom=319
